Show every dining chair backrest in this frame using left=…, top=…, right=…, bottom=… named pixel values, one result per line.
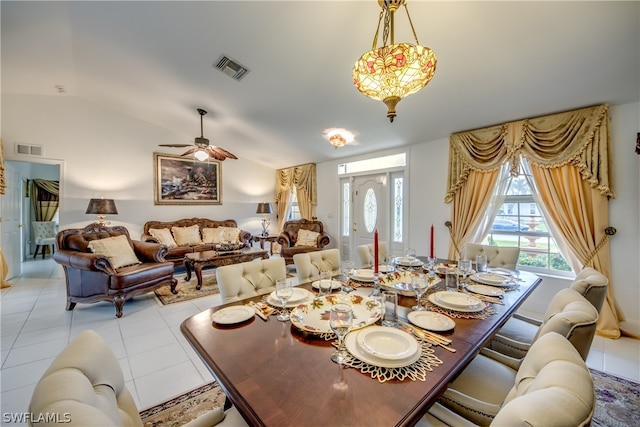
left=356, top=242, right=390, bottom=268
left=463, top=243, right=520, bottom=269
left=293, top=248, right=340, bottom=283
left=492, top=332, right=595, bottom=426
left=216, top=257, right=286, bottom=303
left=570, top=267, right=609, bottom=313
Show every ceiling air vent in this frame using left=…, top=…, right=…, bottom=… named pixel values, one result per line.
left=15, top=143, right=43, bottom=156
left=214, top=55, right=249, bottom=81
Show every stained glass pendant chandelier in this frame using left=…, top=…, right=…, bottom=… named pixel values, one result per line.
left=352, top=0, right=437, bottom=123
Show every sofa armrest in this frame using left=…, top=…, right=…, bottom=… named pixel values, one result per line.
left=277, top=233, right=292, bottom=248
left=239, top=230, right=252, bottom=247
left=316, top=232, right=331, bottom=249
left=132, top=240, right=168, bottom=262
left=140, top=233, right=159, bottom=244
left=53, top=250, right=117, bottom=275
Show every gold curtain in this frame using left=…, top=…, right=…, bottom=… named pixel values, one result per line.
left=445, top=104, right=623, bottom=337
left=275, top=163, right=317, bottom=229
left=31, top=179, right=60, bottom=221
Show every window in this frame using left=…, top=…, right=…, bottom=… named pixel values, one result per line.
left=483, top=163, right=572, bottom=275
left=392, top=176, right=403, bottom=242
left=342, top=181, right=350, bottom=236
left=287, top=189, right=301, bottom=221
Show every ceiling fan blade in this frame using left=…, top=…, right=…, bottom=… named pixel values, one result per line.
left=210, top=146, right=238, bottom=160
left=204, top=146, right=227, bottom=161
left=159, top=144, right=193, bottom=147
left=181, top=147, right=198, bottom=156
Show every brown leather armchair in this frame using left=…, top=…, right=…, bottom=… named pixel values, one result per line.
left=276, top=219, right=330, bottom=265
left=54, top=224, right=177, bottom=318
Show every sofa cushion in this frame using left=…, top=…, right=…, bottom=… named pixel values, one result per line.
left=219, top=226, right=241, bottom=242
left=202, top=227, right=224, bottom=244
left=172, top=225, right=202, bottom=246
left=87, top=235, right=141, bottom=269
left=148, top=228, right=177, bottom=248
left=295, top=229, right=319, bottom=247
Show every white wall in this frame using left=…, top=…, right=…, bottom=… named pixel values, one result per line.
left=317, top=102, right=640, bottom=330
left=2, top=94, right=276, bottom=238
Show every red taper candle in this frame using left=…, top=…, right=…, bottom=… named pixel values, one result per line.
left=430, top=224, right=435, bottom=258
left=374, top=229, right=379, bottom=274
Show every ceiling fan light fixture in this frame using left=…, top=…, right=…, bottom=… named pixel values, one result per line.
left=352, top=0, right=437, bottom=122
left=194, top=149, right=209, bottom=161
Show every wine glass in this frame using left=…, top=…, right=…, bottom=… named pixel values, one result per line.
left=329, top=303, right=353, bottom=364
left=411, top=274, right=429, bottom=311
left=458, top=259, right=472, bottom=288
left=275, top=279, right=293, bottom=321
left=319, top=269, right=332, bottom=296
left=340, top=260, right=354, bottom=294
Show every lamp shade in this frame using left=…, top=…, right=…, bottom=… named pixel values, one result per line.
left=85, top=198, right=118, bottom=215
left=256, top=202, right=273, bottom=214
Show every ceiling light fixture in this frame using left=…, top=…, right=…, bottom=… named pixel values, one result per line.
left=352, top=0, right=437, bottom=123
left=324, top=128, right=354, bottom=149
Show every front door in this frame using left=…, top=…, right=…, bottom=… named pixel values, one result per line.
left=1, top=162, right=23, bottom=279
left=353, top=174, right=388, bottom=260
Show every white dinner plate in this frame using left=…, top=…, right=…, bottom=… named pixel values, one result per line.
left=345, top=330, right=421, bottom=368
left=470, top=273, right=509, bottom=286
left=211, top=306, right=255, bottom=325
left=408, top=311, right=456, bottom=332
left=428, top=293, right=486, bottom=313
left=267, top=288, right=312, bottom=306
left=434, top=291, right=483, bottom=309
left=356, top=326, right=419, bottom=360
left=290, top=295, right=381, bottom=334
left=466, top=284, right=505, bottom=297
left=311, top=280, right=342, bottom=291
left=352, top=269, right=374, bottom=282
left=395, top=257, right=424, bottom=267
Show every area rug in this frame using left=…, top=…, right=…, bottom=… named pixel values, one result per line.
left=591, top=369, right=640, bottom=427
left=154, top=272, right=220, bottom=305
left=139, top=381, right=226, bottom=426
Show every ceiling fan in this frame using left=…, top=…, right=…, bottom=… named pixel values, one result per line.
left=159, top=108, right=237, bottom=161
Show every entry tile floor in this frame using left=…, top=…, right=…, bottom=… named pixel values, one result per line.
left=1, top=258, right=639, bottom=425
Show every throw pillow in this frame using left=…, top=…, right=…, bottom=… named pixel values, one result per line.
left=202, top=227, right=225, bottom=244
left=148, top=228, right=177, bottom=248
left=295, top=229, right=319, bottom=247
left=218, top=226, right=241, bottom=242
left=87, top=235, right=141, bottom=269
left=171, top=225, right=202, bottom=246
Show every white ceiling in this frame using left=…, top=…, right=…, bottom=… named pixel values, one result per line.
left=2, top=1, right=639, bottom=169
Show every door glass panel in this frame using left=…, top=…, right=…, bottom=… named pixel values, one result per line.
left=363, top=188, right=377, bottom=232
left=393, top=177, right=403, bottom=242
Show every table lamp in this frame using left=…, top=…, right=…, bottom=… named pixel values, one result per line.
left=86, top=198, right=118, bottom=226
left=256, top=202, right=273, bottom=237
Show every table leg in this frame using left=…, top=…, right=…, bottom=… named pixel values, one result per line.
left=184, top=259, right=192, bottom=282
left=195, top=264, right=204, bottom=290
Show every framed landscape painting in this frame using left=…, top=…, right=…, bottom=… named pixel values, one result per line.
left=154, top=153, right=222, bottom=205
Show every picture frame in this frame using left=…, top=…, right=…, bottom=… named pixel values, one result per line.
left=153, top=153, right=222, bottom=205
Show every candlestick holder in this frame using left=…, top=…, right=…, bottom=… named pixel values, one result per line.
left=369, top=272, right=381, bottom=297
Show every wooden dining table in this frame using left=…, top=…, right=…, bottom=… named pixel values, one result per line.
left=180, top=265, right=541, bottom=427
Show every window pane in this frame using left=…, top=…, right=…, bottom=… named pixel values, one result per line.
left=342, top=182, right=350, bottom=236
left=393, top=177, right=403, bottom=242
left=363, top=188, right=377, bottom=232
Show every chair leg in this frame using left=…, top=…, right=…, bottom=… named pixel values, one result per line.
left=34, top=245, right=41, bottom=259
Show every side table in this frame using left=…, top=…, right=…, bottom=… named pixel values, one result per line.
left=252, top=234, right=278, bottom=255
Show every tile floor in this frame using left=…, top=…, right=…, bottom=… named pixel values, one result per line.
left=2, top=258, right=639, bottom=426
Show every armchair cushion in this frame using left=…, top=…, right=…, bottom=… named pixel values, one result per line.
left=87, top=235, right=141, bottom=269
left=277, top=219, right=331, bottom=264
left=148, top=228, right=177, bottom=248
left=172, top=225, right=202, bottom=246
left=295, top=229, right=319, bottom=247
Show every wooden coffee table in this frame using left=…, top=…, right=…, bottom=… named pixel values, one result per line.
left=183, top=248, right=269, bottom=289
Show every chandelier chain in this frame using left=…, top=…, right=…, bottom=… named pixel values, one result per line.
left=403, top=3, right=420, bottom=45
left=372, top=10, right=384, bottom=50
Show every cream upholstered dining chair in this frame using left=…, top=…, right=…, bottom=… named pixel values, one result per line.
left=28, top=330, right=247, bottom=427
left=215, top=257, right=287, bottom=303
left=356, top=242, right=390, bottom=268
left=570, top=267, right=609, bottom=313
left=463, top=243, right=520, bottom=269
left=419, top=332, right=595, bottom=427
left=293, top=248, right=340, bottom=283
left=484, top=288, right=598, bottom=366
left=32, top=221, right=56, bottom=259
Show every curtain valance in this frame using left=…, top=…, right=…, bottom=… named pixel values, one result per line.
left=445, top=104, right=613, bottom=203
left=275, top=163, right=317, bottom=206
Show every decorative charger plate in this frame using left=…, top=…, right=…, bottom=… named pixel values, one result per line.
left=266, top=288, right=313, bottom=307
left=466, top=284, right=505, bottom=297
left=428, top=293, right=486, bottom=313
left=435, top=263, right=457, bottom=275
left=352, top=269, right=374, bottom=282
left=395, top=257, right=424, bottom=267
left=434, top=291, right=483, bottom=309
left=356, top=326, right=419, bottom=360
left=311, top=280, right=342, bottom=291
left=290, top=294, right=381, bottom=334
left=211, top=306, right=255, bottom=325
left=470, top=273, right=509, bottom=286
left=379, top=272, right=441, bottom=296
left=345, top=330, right=421, bottom=368
left=408, top=311, right=456, bottom=332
